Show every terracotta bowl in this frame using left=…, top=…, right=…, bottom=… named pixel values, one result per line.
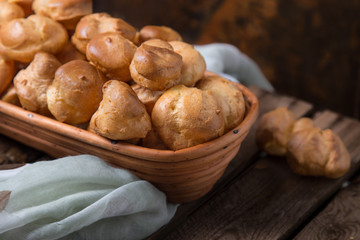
left=0, top=78, right=259, bottom=203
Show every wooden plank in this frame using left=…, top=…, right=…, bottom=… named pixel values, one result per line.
left=160, top=110, right=360, bottom=240
left=294, top=172, right=360, bottom=240
left=148, top=86, right=313, bottom=239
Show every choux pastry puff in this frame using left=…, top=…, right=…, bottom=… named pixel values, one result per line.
left=47, top=59, right=106, bottom=125
left=88, top=80, right=152, bottom=140
left=152, top=84, right=225, bottom=150
left=14, top=52, right=61, bottom=116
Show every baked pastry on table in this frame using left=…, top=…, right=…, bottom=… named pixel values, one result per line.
left=88, top=80, right=152, bottom=140
left=47, top=59, right=106, bottom=125
left=13, top=52, right=61, bottom=116
left=0, top=54, right=15, bottom=95
left=196, top=74, right=246, bottom=132
left=169, top=41, right=206, bottom=87
left=286, top=127, right=351, bottom=178
left=0, top=1, right=25, bottom=23
left=255, top=107, right=296, bottom=156
left=291, top=117, right=315, bottom=134
left=71, top=12, right=137, bottom=54
left=130, top=39, right=182, bottom=91
left=32, top=0, right=92, bottom=30
left=137, top=25, right=182, bottom=45
left=86, top=32, right=137, bottom=82
left=152, top=84, right=225, bottom=150
left=0, top=14, right=68, bottom=62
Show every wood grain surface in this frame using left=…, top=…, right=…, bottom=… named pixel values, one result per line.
left=295, top=174, right=360, bottom=240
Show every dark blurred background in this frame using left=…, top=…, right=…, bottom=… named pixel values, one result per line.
left=94, top=0, right=360, bottom=119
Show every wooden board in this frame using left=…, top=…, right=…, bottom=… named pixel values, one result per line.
left=294, top=169, right=360, bottom=239
left=148, top=86, right=313, bottom=239
left=159, top=109, right=360, bottom=239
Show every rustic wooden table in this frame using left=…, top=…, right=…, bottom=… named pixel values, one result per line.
left=1, top=85, right=360, bottom=239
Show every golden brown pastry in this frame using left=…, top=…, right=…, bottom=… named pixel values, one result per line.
left=130, top=39, right=182, bottom=91
left=0, top=1, right=25, bottom=23
left=0, top=54, right=15, bottom=95
left=131, top=84, right=164, bottom=114
left=47, top=60, right=107, bottom=125
left=169, top=41, right=206, bottom=87
left=152, top=85, right=225, bottom=150
left=86, top=32, right=137, bottom=82
left=88, top=80, right=152, bottom=140
left=14, top=52, right=61, bottom=116
left=286, top=128, right=351, bottom=178
left=137, top=25, right=182, bottom=44
left=141, top=128, right=168, bottom=150
left=8, top=0, right=33, bottom=16
left=196, top=74, right=246, bottom=132
left=292, top=117, right=315, bottom=134
left=0, top=84, right=21, bottom=106
left=71, top=12, right=137, bottom=54
left=0, top=14, right=68, bottom=62
left=32, top=0, right=92, bottom=30
left=255, top=107, right=296, bottom=156
left=55, top=41, right=85, bottom=64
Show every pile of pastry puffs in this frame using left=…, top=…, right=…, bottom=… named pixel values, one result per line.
left=0, top=0, right=247, bottom=151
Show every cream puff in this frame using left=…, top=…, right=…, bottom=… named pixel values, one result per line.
left=129, top=39, right=182, bottom=91
left=86, top=32, right=137, bottom=82
left=88, top=80, right=152, bottom=140
left=169, top=41, right=206, bottom=87
left=196, top=74, right=245, bottom=132
left=47, top=59, right=107, bottom=124
left=152, top=84, right=225, bottom=150
left=71, top=12, right=137, bottom=54
left=0, top=14, right=68, bottom=62
left=14, top=52, right=61, bottom=116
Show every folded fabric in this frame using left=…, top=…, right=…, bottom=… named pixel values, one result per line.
left=0, top=155, right=178, bottom=240
left=195, top=43, right=274, bottom=92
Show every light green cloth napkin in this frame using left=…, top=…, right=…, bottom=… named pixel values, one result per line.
left=0, top=155, right=178, bottom=240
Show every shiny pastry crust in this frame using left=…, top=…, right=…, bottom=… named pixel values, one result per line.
left=255, top=107, right=296, bottom=156
left=55, top=41, right=85, bottom=64
left=32, top=0, right=92, bottom=30
left=47, top=60, right=106, bottom=124
left=152, top=85, right=225, bottom=150
left=131, top=83, right=164, bottom=114
left=138, top=25, right=182, bottom=44
left=71, top=12, right=137, bottom=54
left=14, top=52, right=61, bottom=116
left=292, top=117, right=315, bottom=134
left=196, top=74, right=245, bottom=132
left=0, top=55, right=15, bottom=95
left=129, top=39, right=183, bottom=91
left=0, top=1, right=25, bottom=23
left=169, top=41, right=206, bottom=87
left=88, top=80, right=152, bottom=140
left=0, top=14, right=68, bottom=62
left=286, top=128, right=351, bottom=178
left=86, top=32, right=137, bottom=82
